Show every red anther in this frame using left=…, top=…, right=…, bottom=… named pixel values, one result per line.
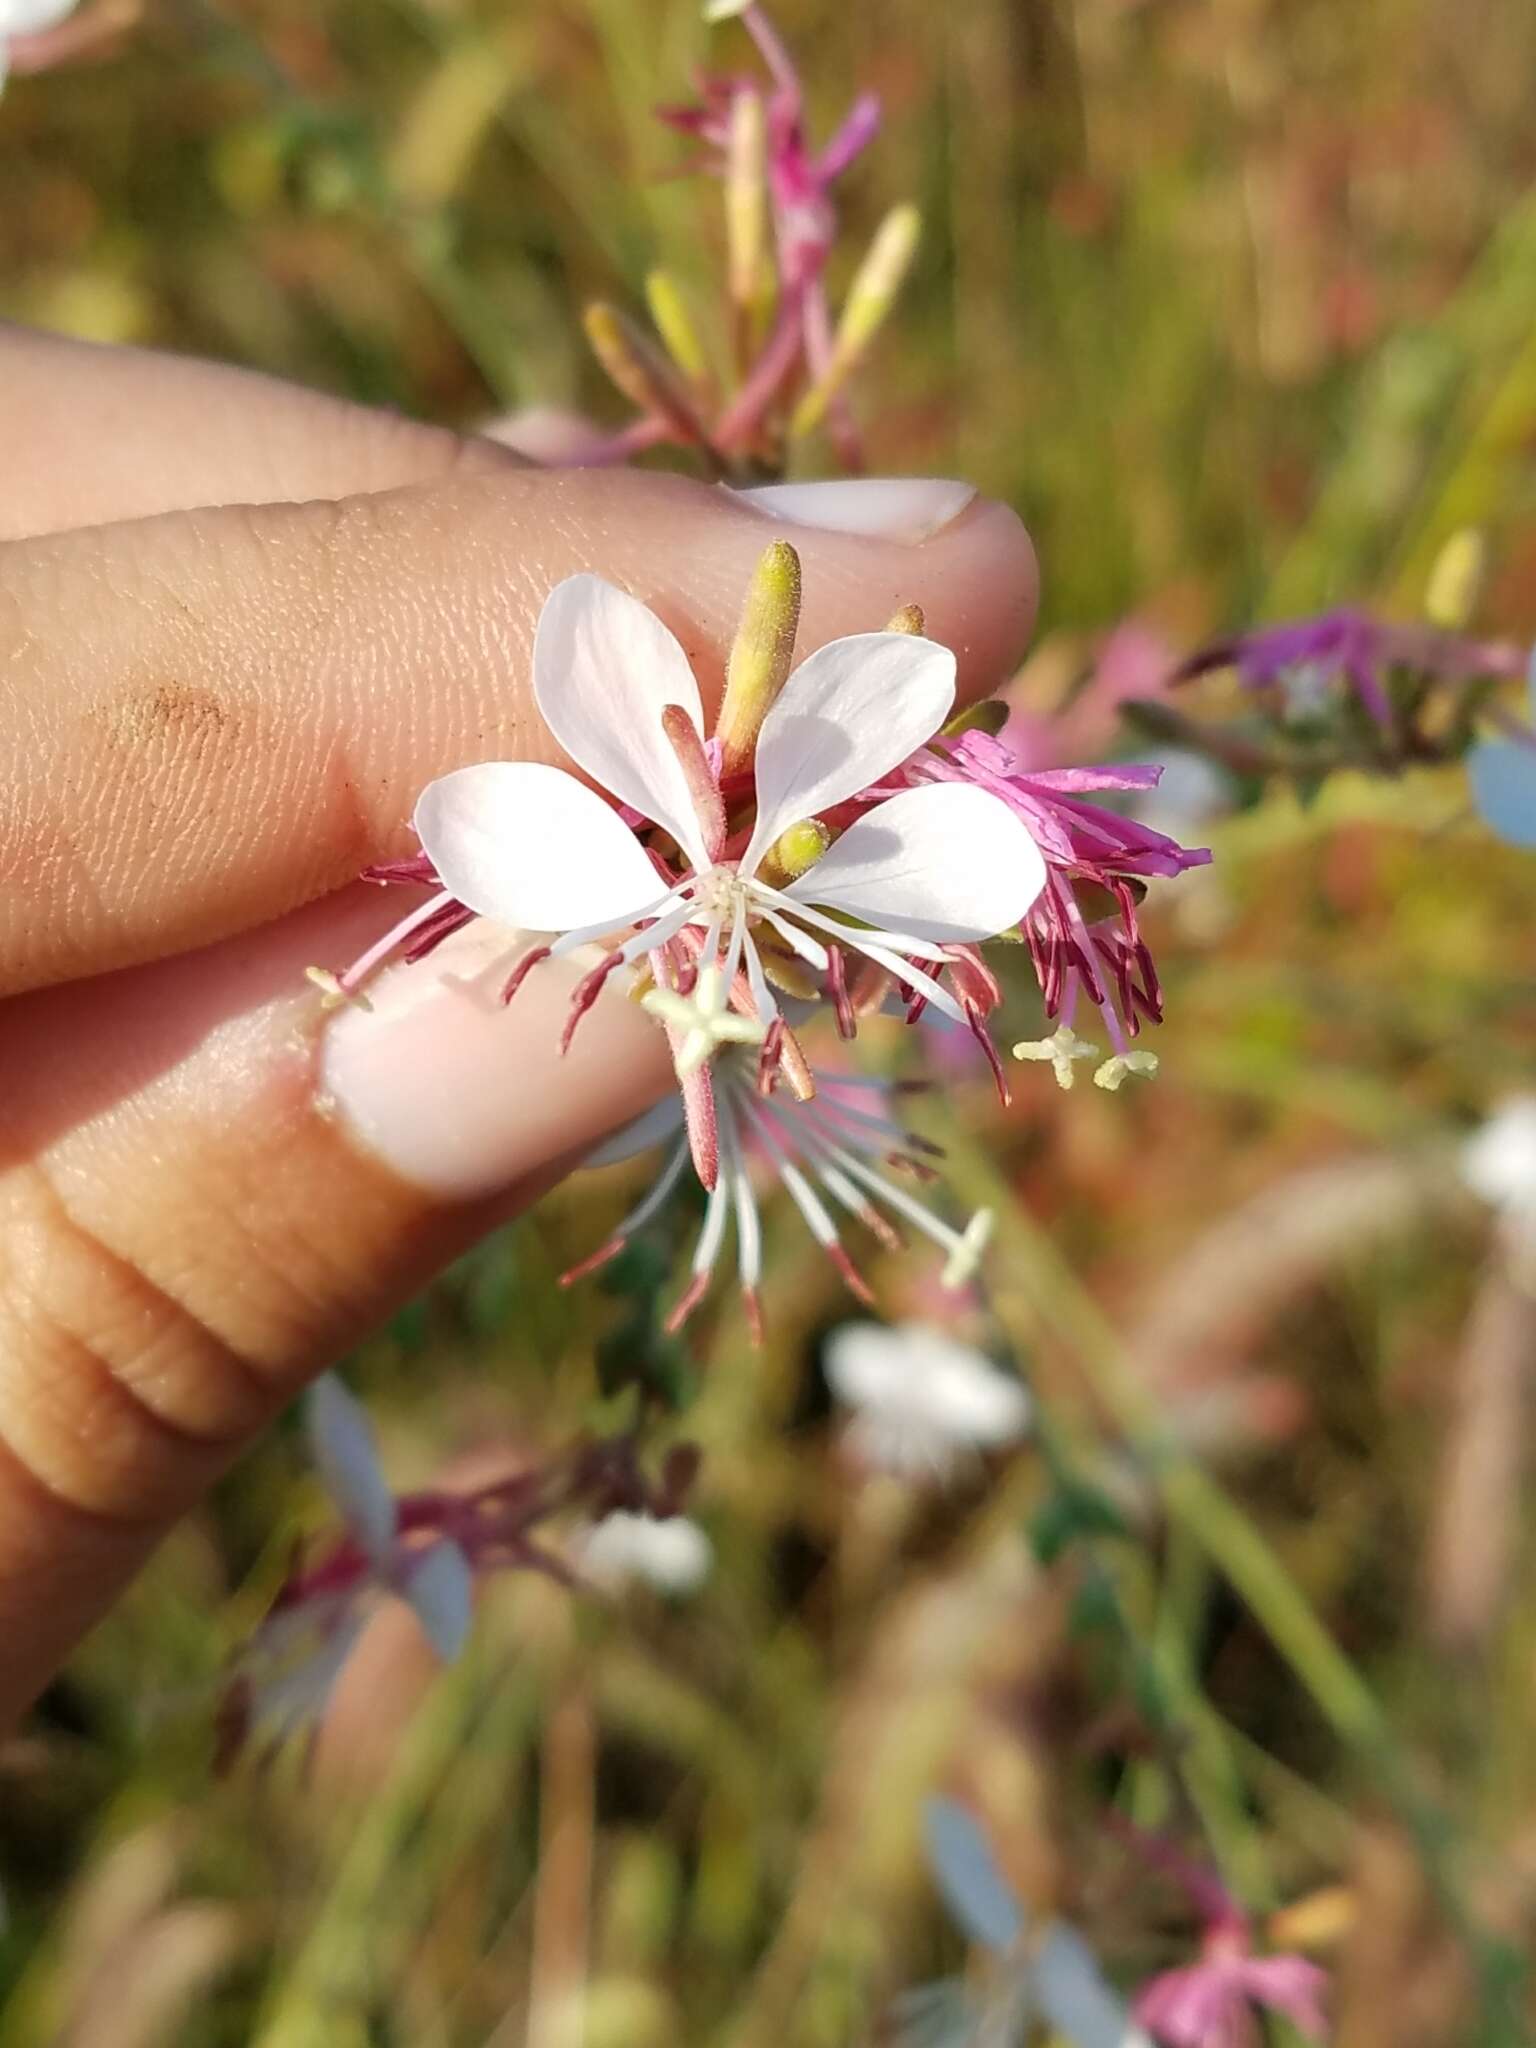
left=886, top=1152, right=940, bottom=1184
left=778, top=1023, right=816, bottom=1101
left=963, top=1000, right=1012, bottom=1108
left=756, top=1016, right=786, bottom=1094
left=741, top=1287, right=764, bottom=1348
left=560, top=949, right=625, bottom=1053
left=664, top=1270, right=712, bottom=1334
left=502, top=943, right=554, bottom=1005
left=826, top=944, right=857, bottom=1039
left=827, top=1244, right=876, bottom=1307
left=402, top=903, right=476, bottom=964
left=559, top=1236, right=628, bottom=1286
left=680, top=1059, right=720, bottom=1190
left=856, top=1205, right=904, bottom=1253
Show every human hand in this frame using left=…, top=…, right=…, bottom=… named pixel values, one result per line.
left=0, top=323, right=1036, bottom=1726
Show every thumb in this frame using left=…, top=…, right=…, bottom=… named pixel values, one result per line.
left=0, top=467, right=1034, bottom=994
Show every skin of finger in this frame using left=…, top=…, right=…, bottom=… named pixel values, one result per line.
left=0, top=323, right=524, bottom=540
left=0, top=468, right=1037, bottom=996
left=0, top=888, right=674, bottom=1729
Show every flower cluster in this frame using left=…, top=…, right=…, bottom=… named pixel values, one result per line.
left=219, top=1375, right=701, bottom=1763
left=314, top=545, right=1207, bottom=1326
left=576, top=1, right=915, bottom=474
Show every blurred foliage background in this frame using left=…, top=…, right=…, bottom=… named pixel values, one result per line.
left=5, top=1, right=1536, bottom=2042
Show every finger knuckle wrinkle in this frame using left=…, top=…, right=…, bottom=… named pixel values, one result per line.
left=0, top=1188, right=274, bottom=1523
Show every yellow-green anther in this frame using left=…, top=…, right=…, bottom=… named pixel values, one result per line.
left=716, top=540, right=803, bottom=775
left=644, top=269, right=711, bottom=390
left=884, top=602, right=926, bottom=635
left=583, top=301, right=709, bottom=447
left=726, top=90, right=769, bottom=315
left=790, top=204, right=921, bottom=438
left=941, top=699, right=1010, bottom=739
left=760, top=817, right=830, bottom=886
left=1425, top=528, right=1487, bottom=631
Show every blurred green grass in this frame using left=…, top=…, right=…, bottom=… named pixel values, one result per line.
left=5, top=2, right=1536, bottom=2042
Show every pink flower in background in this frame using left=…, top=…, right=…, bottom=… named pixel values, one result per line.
left=1177, top=608, right=1522, bottom=731
left=1115, top=1821, right=1330, bottom=2048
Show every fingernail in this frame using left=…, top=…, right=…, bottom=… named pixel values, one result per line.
left=725, top=477, right=977, bottom=543
left=320, top=920, right=673, bottom=1200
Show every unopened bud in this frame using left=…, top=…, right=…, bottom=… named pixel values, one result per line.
left=583, top=301, right=711, bottom=449
left=791, top=203, right=921, bottom=438
left=644, top=269, right=710, bottom=391
left=726, top=89, right=770, bottom=321
left=1425, top=528, right=1487, bottom=630
left=715, top=540, right=803, bottom=774
left=884, top=602, right=925, bottom=635
left=760, top=816, right=830, bottom=885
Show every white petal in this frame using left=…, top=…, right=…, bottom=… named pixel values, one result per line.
left=584, top=1095, right=687, bottom=1168
left=923, top=1798, right=1025, bottom=1953
left=534, top=575, right=710, bottom=866
left=1468, top=738, right=1536, bottom=848
left=306, top=1375, right=396, bottom=1563
left=742, top=633, right=957, bottom=869
left=405, top=1541, right=476, bottom=1662
left=786, top=783, right=1046, bottom=941
left=414, top=761, right=669, bottom=932
left=575, top=1511, right=713, bottom=1594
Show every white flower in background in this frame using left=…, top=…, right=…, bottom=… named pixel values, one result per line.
left=572, top=1510, right=714, bottom=1596
left=577, top=1060, right=994, bottom=1337
left=824, top=1323, right=1031, bottom=1481
left=0, top=0, right=77, bottom=85
left=1461, top=1097, right=1536, bottom=1228
left=223, top=1376, right=474, bottom=1755
left=902, top=1798, right=1152, bottom=2048
left=412, top=574, right=1046, bottom=1054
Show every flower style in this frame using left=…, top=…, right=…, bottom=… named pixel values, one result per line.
left=909, top=1797, right=1152, bottom=2048
left=1117, top=1823, right=1329, bottom=2048
left=824, top=1321, right=1031, bottom=1481
left=219, top=1376, right=474, bottom=1760
left=575, top=1055, right=995, bottom=1337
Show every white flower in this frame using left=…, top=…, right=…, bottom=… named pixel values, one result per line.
left=824, top=1323, right=1031, bottom=1481
left=572, top=1510, right=713, bottom=1595
left=1462, top=1097, right=1536, bottom=1225
left=412, top=575, right=1046, bottom=1059
left=576, top=1058, right=995, bottom=1334
left=914, top=1799, right=1152, bottom=2048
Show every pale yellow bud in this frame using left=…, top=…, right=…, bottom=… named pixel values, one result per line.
left=583, top=301, right=709, bottom=448
left=1425, top=528, right=1487, bottom=630
left=726, top=90, right=770, bottom=318
left=791, top=204, right=921, bottom=438
left=715, top=541, right=803, bottom=774
left=644, top=269, right=710, bottom=390
left=759, top=816, right=831, bottom=886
